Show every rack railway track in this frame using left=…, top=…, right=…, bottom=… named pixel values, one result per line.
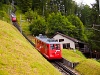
left=50, top=58, right=79, bottom=75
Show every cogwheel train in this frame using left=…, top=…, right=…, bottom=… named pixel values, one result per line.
left=35, top=34, right=62, bottom=60
left=11, top=13, right=17, bottom=22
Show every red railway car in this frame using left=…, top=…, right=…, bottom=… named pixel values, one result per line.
left=11, top=13, right=17, bottom=22
left=35, top=34, right=62, bottom=60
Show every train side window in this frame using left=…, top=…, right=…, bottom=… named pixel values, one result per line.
left=50, top=44, right=55, bottom=50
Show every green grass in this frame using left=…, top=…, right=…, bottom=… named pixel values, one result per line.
left=0, top=20, right=61, bottom=75
left=0, top=4, right=11, bottom=23
left=62, top=49, right=86, bottom=62
left=75, top=59, right=100, bottom=75
left=62, top=49, right=100, bottom=75
left=97, top=59, right=100, bottom=63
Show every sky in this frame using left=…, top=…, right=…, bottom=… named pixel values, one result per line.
left=73, top=0, right=96, bottom=7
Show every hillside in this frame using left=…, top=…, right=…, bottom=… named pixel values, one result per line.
left=62, top=49, right=100, bottom=75
left=0, top=20, right=61, bottom=75
left=75, top=59, right=100, bottom=75
left=62, top=49, right=86, bottom=62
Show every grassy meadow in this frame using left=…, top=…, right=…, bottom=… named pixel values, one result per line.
left=75, top=59, right=100, bottom=75
left=62, top=49, right=100, bottom=75
left=0, top=20, right=61, bottom=75
left=62, top=49, right=86, bottom=62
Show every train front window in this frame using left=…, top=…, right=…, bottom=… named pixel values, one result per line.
left=50, top=44, right=60, bottom=50
left=55, top=44, right=60, bottom=50
left=50, top=44, right=55, bottom=50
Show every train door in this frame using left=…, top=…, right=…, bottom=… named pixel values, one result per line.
left=43, top=44, right=49, bottom=59
left=41, top=42, right=45, bottom=54
left=35, top=39, right=38, bottom=48
left=44, top=44, right=49, bottom=56
left=37, top=40, right=41, bottom=51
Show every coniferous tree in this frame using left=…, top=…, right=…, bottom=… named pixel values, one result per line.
left=90, top=0, right=100, bottom=51
left=17, top=0, right=32, bottom=13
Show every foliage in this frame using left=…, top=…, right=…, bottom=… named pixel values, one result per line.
left=0, top=11, right=5, bottom=18
left=32, top=0, right=77, bottom=16
left=76, top=4, right=92, bottom=25
left=0, top=0, right=10, bottom=4
left=89, top=0, right=100, bottom=51
left=64, top=0, right=77, bottom=15
left=67, top=15, right=88, bottom=42
left=91, top=0, right=99, bottom=24
left=97, top=59, right=100, bottom=63
left=17, top=0, right=32, bottom=13
left=46, top=12, right=75, bottom=36
left=80, top=5, right=92, bottom=26
left=0, top=2, right=3, bottom=9
left=32, top=0, right=47, bottom=16
left=0, top=4, right=10, bottom=22
left=25, top=8, right=34, bottom=22
left=29, top=13, right=47, bottom=36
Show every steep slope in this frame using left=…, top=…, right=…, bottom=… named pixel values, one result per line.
left=0, top=20, right=61, bottom=75
left=62, top=49, right=86, bottom=62
left=62, top=49, right=100, bottom=75
left=75, top=59, right=100, bottom=75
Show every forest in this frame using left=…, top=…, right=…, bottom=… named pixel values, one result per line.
left=0, top=0, right=100, bottom=52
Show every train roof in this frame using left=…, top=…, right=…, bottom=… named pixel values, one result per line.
left=36, top=34, right=60, bottom=44
left=11, top=13, right=16, bottom=17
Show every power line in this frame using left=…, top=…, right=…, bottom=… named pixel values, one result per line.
left=92, top=28, right=100, bottom=32
left=94, top=25, right=100, bottom=26
left=93, top=24, right=100, bottom=27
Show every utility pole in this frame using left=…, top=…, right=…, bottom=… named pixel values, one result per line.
left=20, top=15, right=25, bottom=33
left=20, top=15, right=22, bottom=33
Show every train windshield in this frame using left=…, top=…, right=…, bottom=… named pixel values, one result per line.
left=50, top=44, right=60, bottom=50
left=55, top=44, right=60, bottom=50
